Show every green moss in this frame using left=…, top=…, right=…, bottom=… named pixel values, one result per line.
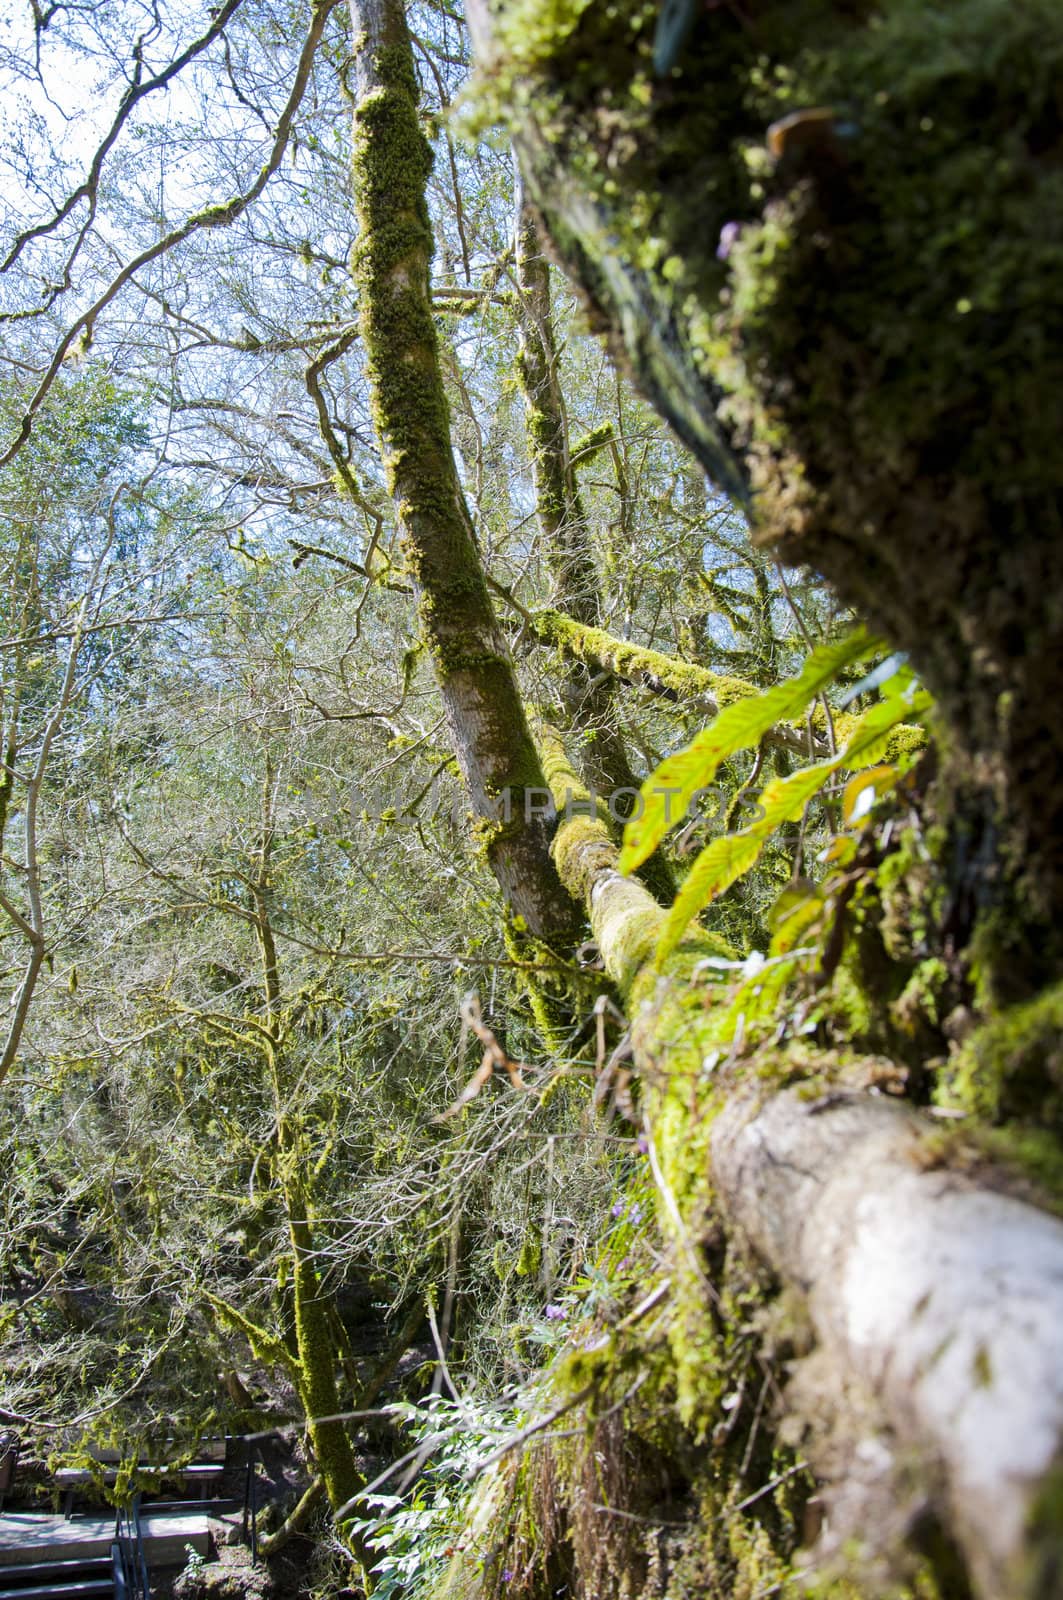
left=1025, top=1458, right=1063, bottom=1600
left=549, top=814, right=614, bottom=899
left=876, top=823, right=947, bottom=963
left=829, top=709, right=927, bottom=762
left=890, top=958, right=949, bottom=1037
left=976, top=1127, right=1063, bottom=1216
left=570, top=420, right=613, bottom=461
left=449, top=1248, right=806, bottom=1600
left=516, top=1234, right=542, bottom=1277
left=804, top=1563, right=946, bottom=1600
left=491, top=0, right=597, bottom=75
left=535, top=608, right=757, bottom=709
left=503, top=917, right=586, bottom=1050
left=828, top=960, right=876, bottom=1042
left=943, top=981, right=1063, bottom=1135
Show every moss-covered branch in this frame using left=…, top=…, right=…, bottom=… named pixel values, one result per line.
left=258, top=1476, right=325, bottom=1557
left=515, top=747, right=1063, bottom=1597
left=205, top=1292, right=302, bottom=1386
left=532, top=607, right=821, bottom=757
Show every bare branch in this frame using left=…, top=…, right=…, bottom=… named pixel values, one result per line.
left=2, top=0, right=247, bottom=284
left=0, top=0, right=344, bottom=469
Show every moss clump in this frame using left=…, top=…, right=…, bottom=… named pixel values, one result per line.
left=890, top=958, right=949, bottom=1037
left=828, top=708, right=927, bottom=763
left=516, top=1234, right=542, bottom=1277
left=942, top=982, right=1063, bottom=1137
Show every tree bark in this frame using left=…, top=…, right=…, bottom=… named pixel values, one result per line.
left=712, top=1090, right=1063, bottom=1600
left=467, top=0, right=1063, bottom=993
left=348, top=0, right=579, bottom=944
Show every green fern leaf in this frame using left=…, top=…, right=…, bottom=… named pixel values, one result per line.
left=653, top=692, right=930, bottom=961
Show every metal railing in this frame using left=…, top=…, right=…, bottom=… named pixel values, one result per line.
left=112, top=1494, right=150, bottom=1600
left=0, top=1434, right=18, bottom=1512
left=241, top=1453, right=258, bottom=1565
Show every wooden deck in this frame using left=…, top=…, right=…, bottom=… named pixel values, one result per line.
left=0, top=1511, right=212, bottom=1568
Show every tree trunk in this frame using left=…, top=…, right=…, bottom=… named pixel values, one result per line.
left=539, top=744, right=1063, bottom=1599
left=347, top=0, right=579, bottom=945
left=466, top=0, right=1063, bottom=995
left=288, top=1185, right=363, bottom=1534
left=711, top=1088, right=1063, bottom=1600
left=514, top=195, right=603, bottom=634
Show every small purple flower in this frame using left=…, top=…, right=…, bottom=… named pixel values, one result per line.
left=501, top=1571, right=515, bottom=1583
left=544, top=1303, right=566, bottom=1321
left=611, top=1200, right=625, bottom=1219
left=628, top=1202, right=644, bottom=1225
left=636, top=1134, right=649, bottom=1154
left=618, top=1256, right=631, bottom=1271
left=716, top=220, right=741, bottom=261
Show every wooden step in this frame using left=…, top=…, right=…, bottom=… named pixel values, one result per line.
left=0, top=1578, right=113, bottom=1600
left=0, top=1512, right=210, bottom=1568
left=0, top=1563, right=110, bottom=1584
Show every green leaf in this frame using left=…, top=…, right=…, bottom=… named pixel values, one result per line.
left=605, top=617, right=934, bottom=966
left=619, top=626, right=878, bottom=873
left=655, top=766, right=835, bottom=961
left=657, top=833, right=762, bottom=963
left=769, top=888, right=826, bottom=956
left=750, top=762, right=837, bottom=833
left=842, top=765, right=897, bottom=827
left=839, top=682, right=932, bottom=769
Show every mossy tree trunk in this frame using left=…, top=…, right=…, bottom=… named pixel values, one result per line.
left=467, top=0, right=1063, bottom=997
left=536, top=741, right=1063, bottom=1600
left=347, top=0, right=579, bottom=945
left=287, top=1174, right=365, bottom=1537
left=212, top=1164, right=371, bottom=1573
left=514, top=194, right=602, bottom=633
left=232, top=771, right=370, bottom=1568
